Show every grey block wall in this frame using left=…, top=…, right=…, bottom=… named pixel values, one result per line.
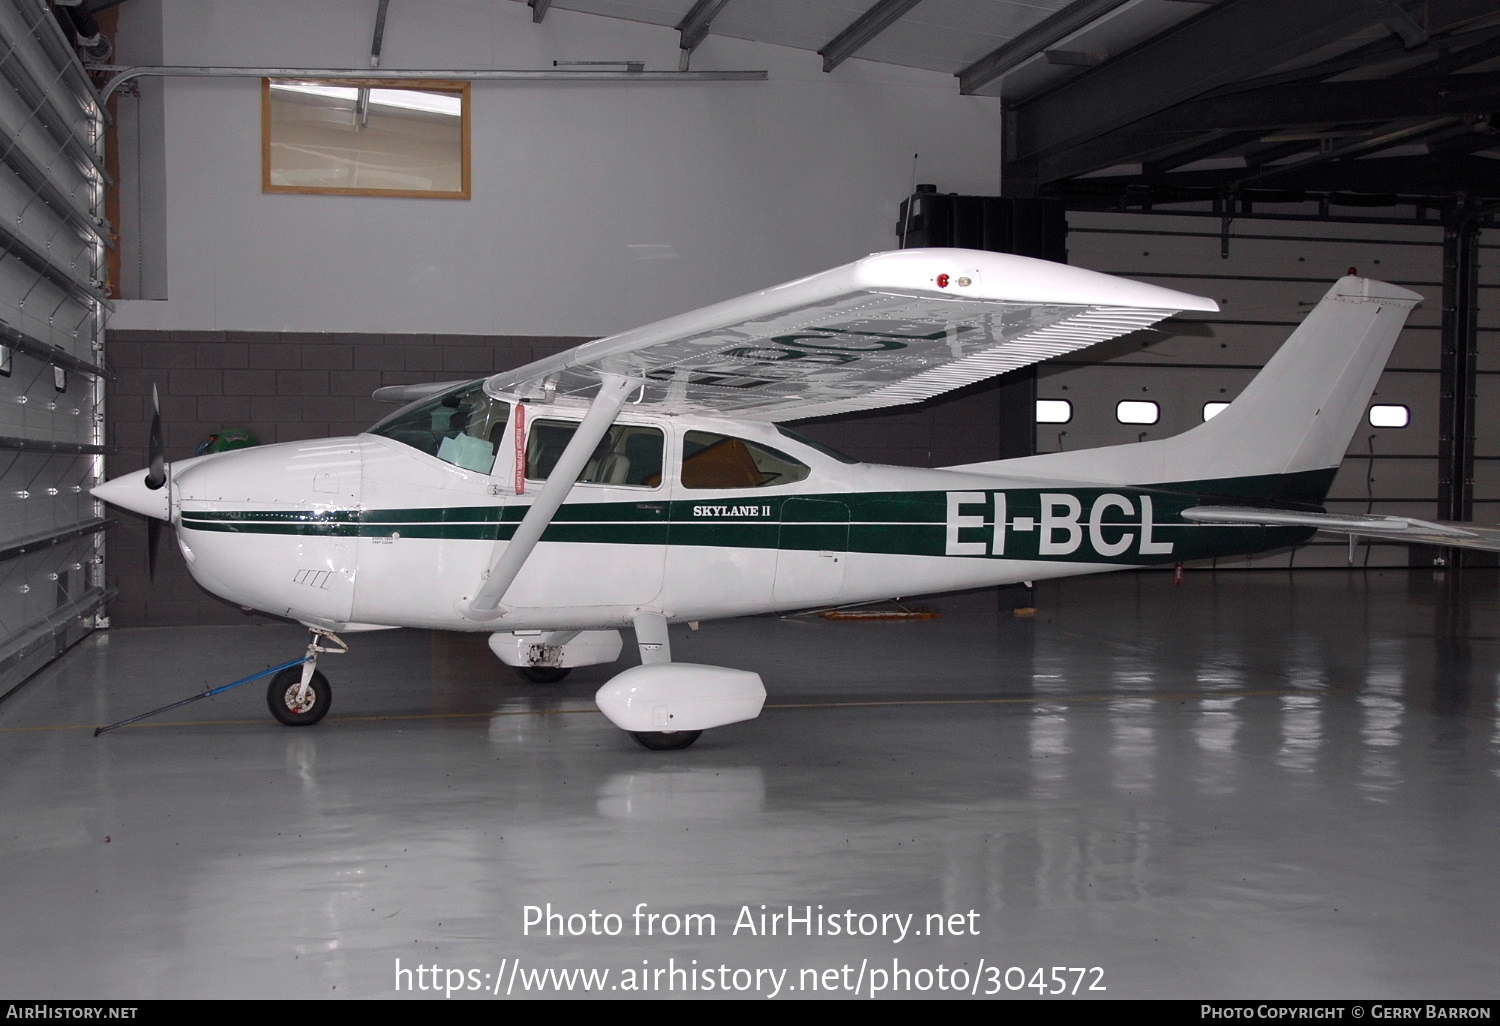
left=103, top=331, right=1010, bottom=627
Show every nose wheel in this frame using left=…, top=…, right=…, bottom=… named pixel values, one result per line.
left=267, top=667, right=331, bottom=726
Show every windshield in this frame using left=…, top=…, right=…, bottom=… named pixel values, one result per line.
left=368, top=381, right=509, bottom=474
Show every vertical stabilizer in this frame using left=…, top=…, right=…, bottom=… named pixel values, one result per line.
left=950, top=276, right=1423, bottom=501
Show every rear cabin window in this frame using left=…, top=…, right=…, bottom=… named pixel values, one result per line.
left=525, top=420, right=665, bottom=487
left=681, top=431, right=810, bottom=489
left=368, top=381, right=508, bottom=474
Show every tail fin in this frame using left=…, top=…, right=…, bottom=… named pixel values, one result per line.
left=951, top=276, right=1423, bottom=503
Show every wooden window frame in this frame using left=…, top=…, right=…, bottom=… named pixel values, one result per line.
left=262, top=78, right=471, bottom=199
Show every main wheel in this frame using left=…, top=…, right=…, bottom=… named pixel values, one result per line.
left=267, top=667, right=331, bottom=726
left=515, top=665, right=570, bottom=684
left=630, top=730, right=702, bottom=751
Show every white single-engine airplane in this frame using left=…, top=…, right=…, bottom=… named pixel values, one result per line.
left=96, top=248, right=1446, bottom=749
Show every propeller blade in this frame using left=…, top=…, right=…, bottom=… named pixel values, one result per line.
left=144, top=384, right=166, bottom=491
left=144, top=384, right=166, bottom=579
left=147, top=517, right=161, bottom=581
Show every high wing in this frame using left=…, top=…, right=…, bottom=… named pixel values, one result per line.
left=1182, top=506, right=1500, bottom=553
left=481, top=248, right=1219, bottom=421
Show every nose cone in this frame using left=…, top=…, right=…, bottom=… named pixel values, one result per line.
left=93, top=468, right=170, bottom=521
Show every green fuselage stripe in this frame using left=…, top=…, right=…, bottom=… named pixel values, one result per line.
left=179, top=476, right=1319, bottom=565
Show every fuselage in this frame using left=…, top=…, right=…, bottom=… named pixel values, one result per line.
left=104, top=385, right=1307, bottom=634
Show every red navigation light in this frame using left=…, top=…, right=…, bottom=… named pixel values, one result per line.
left=936, top=273, right=950, bottom=288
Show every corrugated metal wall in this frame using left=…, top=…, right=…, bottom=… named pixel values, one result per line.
left=1055, top=210, right=1454, bottom=569
left=0, top=0, right=109, bottom=699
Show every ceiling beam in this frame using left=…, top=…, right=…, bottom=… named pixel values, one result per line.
left=1069, top=153, right=1500, bottom=198
left=1141, top=75, right=1500, bottom=134
left=1136, top=24, right=1500, bottom=173
left=1141, top=130, right=1256, bottom=175
left=1425, top=0, right=1500, bottom=33
left=1412, top=24, right=1500, bottom=75
left=1030, top=42, right=1500, bottom=181
left=1008, top=0, right=1407, bottom=183
left=1232, top=120, right=1459, bottom=188
left=1376, top=2, right=1428, bottom=48
left=818, top=0, right=924, bottom=73
left=677, top=0, right=731, bottom=55
left=1239, top=137, right=1328, bottom=169
left=958, top=0, right=1136, bottom=95
left=1429, top=121, right=1500, bottom=156
left=1186, top=19, right=1500, bottom=104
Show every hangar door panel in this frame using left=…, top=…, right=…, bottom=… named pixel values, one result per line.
left=1473, top=227, right=1500, bottom=535
left=0, top=2, right=109, bottom=702
left=1059, top=212, right=1442, bottom=569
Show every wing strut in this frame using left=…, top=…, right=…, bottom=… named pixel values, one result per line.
left=463, top=373, right=638, bottom=622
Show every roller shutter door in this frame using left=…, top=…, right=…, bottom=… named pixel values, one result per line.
left=0, top=1, right=109, bottom=700
left=1052, top=210, right=1444, bottom=569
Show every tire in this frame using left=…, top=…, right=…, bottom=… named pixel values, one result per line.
left=267, top=667, right=331, bottom=726
left=516, top=665, right=570, bottom=684
left=630, top=730, right=702, bottom=751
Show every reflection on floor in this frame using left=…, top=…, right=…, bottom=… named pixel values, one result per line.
left=1, top=569, right=1496, bottom=999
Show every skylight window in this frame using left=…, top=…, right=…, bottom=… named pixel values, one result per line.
left=1036, top=399, right=1072, bottom=424
left=1116, top=400, right=1159, bottom=425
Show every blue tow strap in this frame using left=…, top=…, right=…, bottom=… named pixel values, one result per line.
left=94, top=656, right=311, bottom=736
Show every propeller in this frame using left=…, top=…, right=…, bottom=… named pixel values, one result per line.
left=144, top=384, right=166, bottom=490
left=143, top=384, right=166, bottom=579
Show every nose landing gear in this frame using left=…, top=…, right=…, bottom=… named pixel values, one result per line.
left=266, top=629, right=347, bottom=726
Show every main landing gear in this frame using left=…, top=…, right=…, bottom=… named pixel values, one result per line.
left=266, top=629, right=346, bottom=726
left=630, top=729, right=702, bottom=751
left=591, top=612, right=766, bottom=752
left=514, top=665, right=570, bottom=684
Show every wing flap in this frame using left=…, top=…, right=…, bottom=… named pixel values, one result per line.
left=484, top=248, right=1217, bottom=421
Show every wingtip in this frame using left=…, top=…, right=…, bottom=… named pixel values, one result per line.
left=855, top=248, right=1219, bottom=312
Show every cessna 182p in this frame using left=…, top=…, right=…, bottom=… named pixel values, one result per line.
left=94, top=247, right=1442, bottom=749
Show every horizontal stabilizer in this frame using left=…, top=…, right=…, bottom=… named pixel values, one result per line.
left=1182, top=506, right=1500, bottom=551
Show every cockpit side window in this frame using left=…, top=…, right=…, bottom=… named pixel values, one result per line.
left=681, top=431, right=811, bottom=489
left=526, top=420, right=665, bottom=488
left=368, top=381, right=508, bottom=474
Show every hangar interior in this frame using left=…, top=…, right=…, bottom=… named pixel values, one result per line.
left=1, top=0, right=1497, bottom=999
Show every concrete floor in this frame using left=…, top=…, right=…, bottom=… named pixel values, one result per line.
left=1, top=569, right=1496, bottom=1000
